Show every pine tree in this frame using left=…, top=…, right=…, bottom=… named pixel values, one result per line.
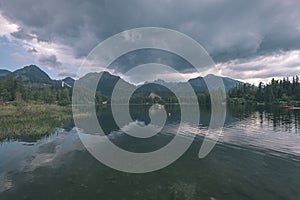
left=58, top=88, right=71, bottom=106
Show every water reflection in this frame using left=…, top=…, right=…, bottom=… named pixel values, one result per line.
left=262, top=106, right=300, bottom=133
left=217, top=104, right=300, bottom=132
left=0, top=105, right=300, bottom=199
left=97, top=104, right=300, bottom=134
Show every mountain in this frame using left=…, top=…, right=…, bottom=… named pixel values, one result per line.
left=62, top=77, right=75, bottom=87
left=221, top=76, right=244, bottom=91
left=0, top=65, right=243, bottom=94
left=188, top=76, right=208, bottom=92
left=135, top=83, right=173, bottom=97
left=188, top=74, right=242, bottom=92
left=142, top=74, right=243, bottom=94
left=152, top=79, right=179, bottom=89
left=0, top=65, right=76, bottom=88
left=10, top=65, right=53, bottom=84
left=76, top=71, right=136, bottom=96
left=0, top=69, right=11, bottom=77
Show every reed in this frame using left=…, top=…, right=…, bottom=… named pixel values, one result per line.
left=0, top=103, right=72, bottom=140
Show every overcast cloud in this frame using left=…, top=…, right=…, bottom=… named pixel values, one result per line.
left=0, top=0, right=299, bottom=83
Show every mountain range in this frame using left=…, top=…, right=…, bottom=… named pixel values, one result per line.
left=0, top=65, right=243, bottom=95
left=0, top=65, right=75, bottom=87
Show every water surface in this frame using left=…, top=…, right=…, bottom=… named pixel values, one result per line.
left=0, top=105, right=300, bottom=199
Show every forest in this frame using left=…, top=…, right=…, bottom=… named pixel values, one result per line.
left=0, top=76, right=72, bottom=106
left=228, top=76, right=300, bottom=105
left=1, top=75, right=300, bottom=106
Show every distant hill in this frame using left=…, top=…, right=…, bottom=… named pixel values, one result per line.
left=135, top=83, right=173, bottom=97
left=187, top=76, right=208, bottom=92
left=152, top=79, right=179, bottom=89
left=0, top=65, right=75, bottom=88
left=188, top=74, right=242, bottom=92
left=76, top=71, right=136, bottom=96
left=220, top=75, right=244, bottom=91
left=140, top=74, right=243, bottom=95
left=0, top=69, right=11, bottom=77
left=62, top=77, right=75, bottom=87
left=10, top=65, right=53, bottom=84
left=0, top=65, right=243, bottom=94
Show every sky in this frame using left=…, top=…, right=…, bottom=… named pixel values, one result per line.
left=0, top=0, right=300, bottom=84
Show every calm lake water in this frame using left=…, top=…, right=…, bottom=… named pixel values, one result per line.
left=0, top=105, right=300, bottom=199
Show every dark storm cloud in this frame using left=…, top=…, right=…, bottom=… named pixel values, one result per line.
left=37, top=54, right=62, bottom=69
left=10, top=28, right=34, bottom=40
left=109, top=49, right=195, bottom=74
left=1, top=0, right=300, bottom=81
left=1, top=0, right=300, bottom=59
left=37, top=54, right=76, bottom=78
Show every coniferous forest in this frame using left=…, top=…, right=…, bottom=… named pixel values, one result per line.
left=1, top=75, right=300, bottom=106
left=0, top=76, right=71, bottom=106
left=228, top=76, right=300, bottom=105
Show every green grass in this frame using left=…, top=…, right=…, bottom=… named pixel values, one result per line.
left=0, top=103, right=72, bottom=140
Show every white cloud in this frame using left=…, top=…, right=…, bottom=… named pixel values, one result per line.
left=0, top=12, right=18, bottom=38
left=217, top=50, right=300, bottom=84
left=0, top=12, right=83, bottom=78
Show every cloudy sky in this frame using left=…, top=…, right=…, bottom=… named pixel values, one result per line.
left=0, top=0, right=300, bottom=84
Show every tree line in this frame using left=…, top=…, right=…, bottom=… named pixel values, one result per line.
left=228, top=76, right=300, bottom=104
left=1, top=75, right=299, bottom=106
left=0, top=76, right=71, bottom=106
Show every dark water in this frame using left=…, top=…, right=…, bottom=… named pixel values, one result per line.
left=0, top=105, right=300, bottom=200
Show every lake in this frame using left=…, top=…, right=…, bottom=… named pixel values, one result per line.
left=0, top=105, right=300, bottom=199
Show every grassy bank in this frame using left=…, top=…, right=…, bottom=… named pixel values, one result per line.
left=0, top=103, right=72, bottom=141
